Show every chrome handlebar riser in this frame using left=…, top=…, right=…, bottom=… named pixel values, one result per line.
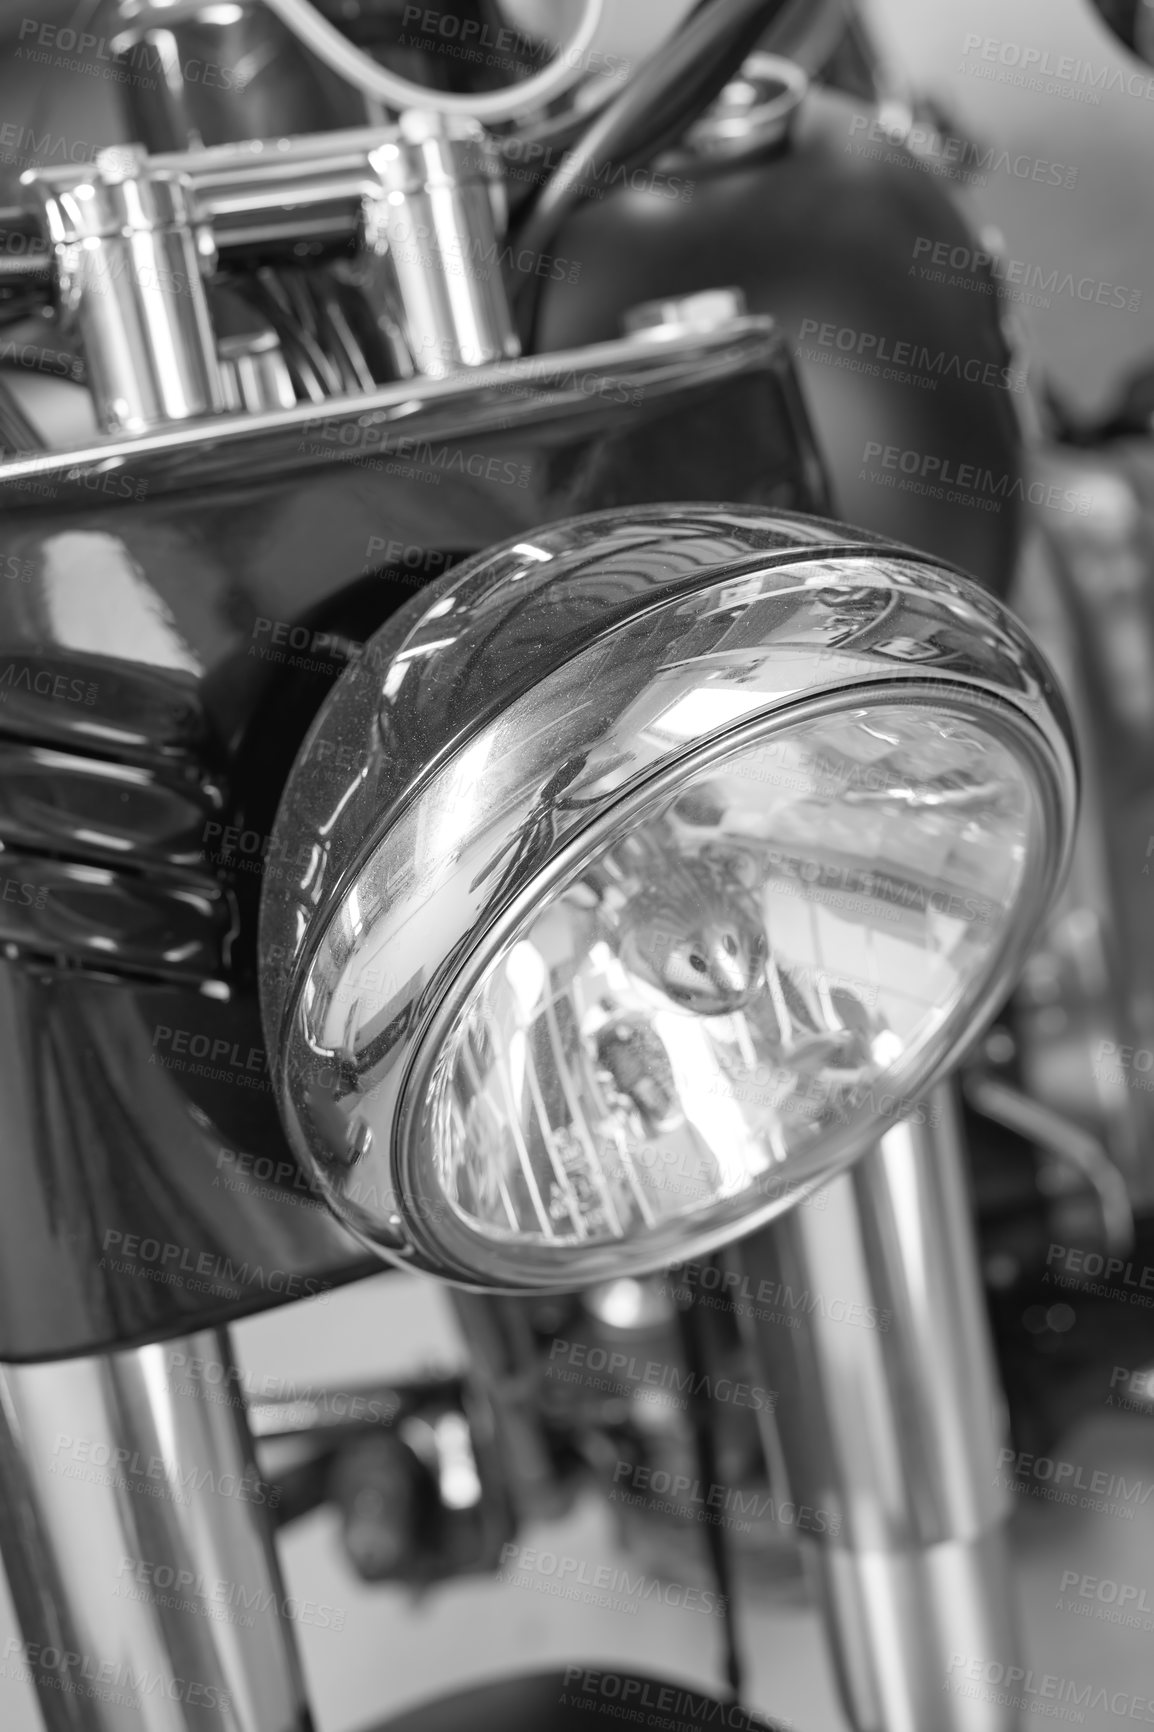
left=18, top=114, right=519, bottom=433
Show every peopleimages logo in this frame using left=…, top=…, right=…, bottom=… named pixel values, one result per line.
left=753, top=846, right=996, bottom=926
left=546, top=1337, right=775, bottom=1413
left=1, top=553, right=36, bottom=585
left=845, top=112, right=1078, bottom=189
left=0, top=336, right=85, bottom=378
left=0, top=871, right=49, bottom=911
left=247, top=615, right=414, bottom=684
left=363, top=538, right=453, bottom=579
left=2, top=1639, right=231, bottom=1715
left=150, top=1023, right=270, bottom=1088
left=399, top=4, right=631, bottom=82
left=1045, top=1240, right=1154, bottom=1309
left=997, top=1445, right=1154, bottom=1519
left=50, top=1431, right=280, bottom=1511
left=1057, top=1568, right=1154, bottom=1633
left=167, top=1344, right=395, bottom=1425
left=499, top=1543, right=727, bottom=1617
left=559, top=1669, right=783, bottom=1731
left=610, top=1460, right=842, bottom=1536
left=960, top=33, right=1154, bottom=105
left=211, top=1146, right=326, bottom=1212
left=860, top=440, right=1094, bottom=516
left=0, top=665, right=98, bottom=706
left=0, top=452, right=148, bottom=502
left=115, top=1557, right=346, bottom=1632
left=1109, top=1365, right=1154, bottom=1409
left=1093, top=1037, right=1154, bottom=1096
left=946, top=1653, right=1154, bottom=1723
left=667, top=1260, right=893, bottom=1333
left=0, top=119, right=95, bottom=166
left=798, top=318, right=1025, bottom=393
left=15, top=17, right=247, bottom=92
left=384, top=216, right=582, bottom=286
left=911, top=236, right=1142, bottom=314
left=298, top=418, right=532, bottom=489
left=99, top=1228, right=332, bottom=1307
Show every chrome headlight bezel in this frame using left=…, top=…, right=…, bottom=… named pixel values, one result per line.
left=259, top=505, right=1078, bottom=1292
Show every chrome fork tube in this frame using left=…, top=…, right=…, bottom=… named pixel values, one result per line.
left=0, top=1329, right=313, bottom=1732
left=734, top=1083, right=1020, bottom=1732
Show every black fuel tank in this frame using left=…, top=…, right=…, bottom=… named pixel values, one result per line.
left=533, top=80, right=1023, bottom=595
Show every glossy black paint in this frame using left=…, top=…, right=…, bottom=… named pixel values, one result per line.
left=535, top=84, right=1024, bottom=596
left=0, top=328, right=828, bottom=1361
left=1090, top=0, right=1150, bottom=61
left=371, top=1671, right=785, bottom=1732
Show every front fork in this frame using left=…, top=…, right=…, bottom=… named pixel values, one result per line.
left=737, top=1080, right=1020, bottom=1732
left=0, top=1084, right=1017, bottom=1732
left=0, top=1330, right=312, bottom=1731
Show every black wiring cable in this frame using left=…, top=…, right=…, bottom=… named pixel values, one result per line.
left=247, top=269, right=337, bottom=402
left=675, top=1269, right=745, bottom=1707
left=509, top=0, right=796, bottom=344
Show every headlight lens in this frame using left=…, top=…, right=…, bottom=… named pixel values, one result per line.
left=260, top=506, right=1077, bottom=1291
left=408, top=702, right=1035, bottom=1276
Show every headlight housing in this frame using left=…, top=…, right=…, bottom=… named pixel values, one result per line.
left=259, top=505, right=1077, bottom=1291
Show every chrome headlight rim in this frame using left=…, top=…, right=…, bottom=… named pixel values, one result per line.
left=259, top=506, right=936, bottom=1044
left=261, top=505, right=1078, bottom=1293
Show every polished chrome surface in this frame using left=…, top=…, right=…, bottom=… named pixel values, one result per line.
left=12, top=121, right=501, bottom=271
left=12, top=111, right=520, bottom=426
left=218, top=330, right=298, bottom=415
left=0, top=1330, right=312, bottom=1730
left=0, top=318, right=783, bottom=503
left=362, top=114, right=519, bottom=380
left=735, top=1083, right=1021, bottom=1731
left=23, top=146, right=225, bottom=436
left=260, top=505, right=1077, bottom=1289
left=623, top=287, right=750, bottom=337
left=20, top=124, right=397, bottom=250
left=0, top=723, right=233, bottom=978
left=682, top=53, right=810, bottom=158
left=811, top=1532, right=1021, bottom=1732
left=0, top=848, right=232, bottom=978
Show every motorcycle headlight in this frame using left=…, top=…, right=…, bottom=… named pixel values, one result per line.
left=259, top=506, right=1077, bottom=1291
